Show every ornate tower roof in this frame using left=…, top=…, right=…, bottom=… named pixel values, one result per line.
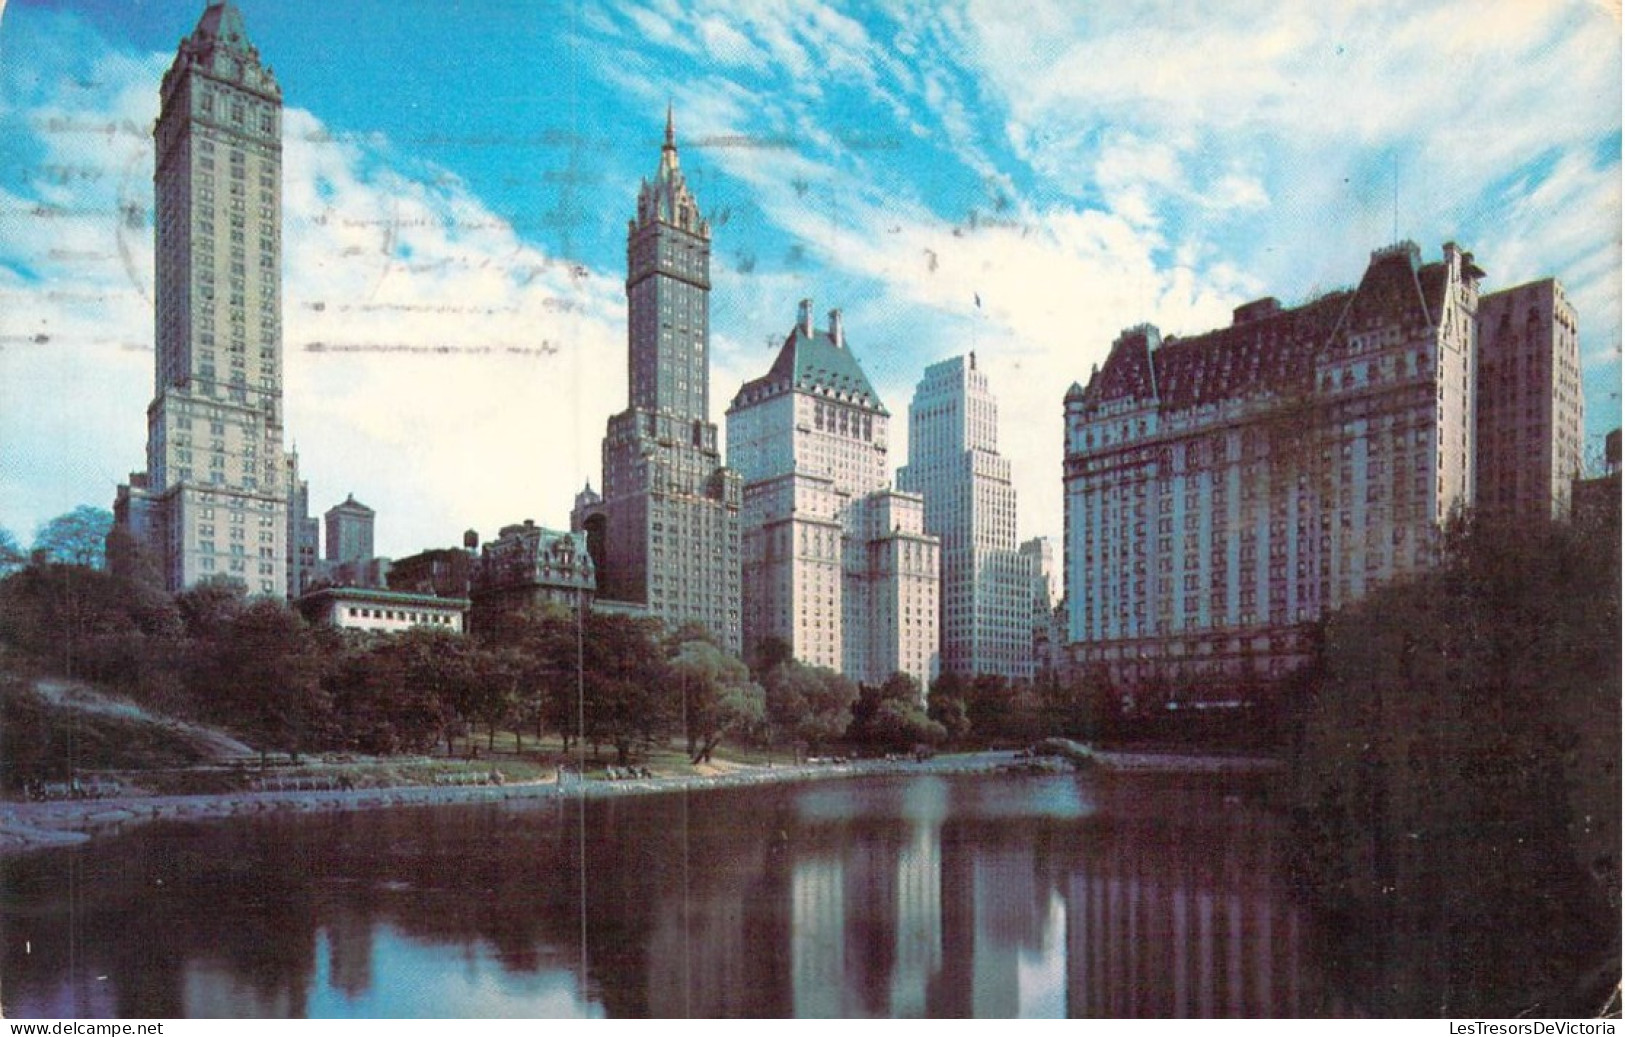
left=194, top=2, right=252, bottom=52
left=163, top=0, right=280, bottom=101
left=634, top=106, right=708, bottom=238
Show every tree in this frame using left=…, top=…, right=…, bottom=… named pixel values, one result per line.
left=0, top=562, right=181, bottom=696
left=1293, top=515, right=1619, bottom=1014
left=577, top=613, right=672, bottom=764
left=0, top=528, right=24, bottom=576
left=176, top=576, right=248, bottom=641
left=966, top=673, right=1012, bottom=742
left=196, top=600, right=332, bottom=760
left=764, top=660, right=858, bottom=753
left=669, top=638, right=765, bottom=762
left=323, top=632, right=409, bottom=754
left=32, top=506, right=113, bottom=569
left=747, top=634, right=795, bottom=680
left=387, top=626, right=474, bottom=752
left=476, top=606, right=583, bottom=750
left=850, top=672, right=943, bottom=750
left=928, top=672, right=972, bottom=743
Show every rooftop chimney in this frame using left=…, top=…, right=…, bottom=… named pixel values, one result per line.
left=828, top=308, right=844, bottom=348
left=798, top=298, right=814, bottom=336
left=1232, top=297, right=1281, bottom=325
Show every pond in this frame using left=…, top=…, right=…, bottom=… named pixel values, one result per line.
left=1, top=769, right=1346, bottom=1018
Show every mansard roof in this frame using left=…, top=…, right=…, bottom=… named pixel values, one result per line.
left=1079, top=242, right=1459, bottom=415
left=732, top=301, right=886, bottom=414
left=194, top=2, right=251, bottom=51
left=1152, top=292, right=1347, bottom=410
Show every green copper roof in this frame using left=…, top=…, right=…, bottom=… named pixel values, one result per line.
left=735, top=301, right=885, bottom=413
left=194, top=2, right=251, bottom=51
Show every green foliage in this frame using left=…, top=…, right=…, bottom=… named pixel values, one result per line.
left=746, top=634, right=795, bottom=680
left=0, top=562, right=184, bottom=700
left=195, top=600, right=332, bottom=760
left=578, top=613, right=673, bottom=763
left=961, top=673, right=1045, bottom=745
left=763, top=660, right=858, bottom=752
left=927, top=672, right=972, bottom=743
left=849, top=672, right=944, bottom=750
left=1293, top=515, right=1620, bottom=1015
left=0, top=528, right=24, bottom=576
left=669, top=638, right=765, bottom=762
left=32, top=506, right=113, bottom=569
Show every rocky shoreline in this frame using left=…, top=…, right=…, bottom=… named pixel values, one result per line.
left=0, top=748, right=1282, bottom=855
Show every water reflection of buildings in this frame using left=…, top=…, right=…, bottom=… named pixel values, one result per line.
left=777, top=776, right=1314, bottom=1019
left=791, top=854, right=847, bottom=1017
left=787, top=779, right=947, bottom=1018
left=1061, top=812, right=1304, bottom=1017
left=3, top=776, right=1325, bottom=1019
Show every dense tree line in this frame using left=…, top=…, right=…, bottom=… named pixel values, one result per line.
left=0, top=508, right=1112, bottom=773
left=1290, top=513, right=1620, bottom=1015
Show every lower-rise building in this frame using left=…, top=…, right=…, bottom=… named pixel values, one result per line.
left=388, top=535, right=479, bottom=599
left=296, top=585, right=468, bottom=634
left=469, top=520, right=596, bottom=630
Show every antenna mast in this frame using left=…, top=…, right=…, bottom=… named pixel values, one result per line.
left=1392, top=153, right=1399, bottom=244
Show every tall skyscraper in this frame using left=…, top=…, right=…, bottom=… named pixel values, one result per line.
left=727, top=300, right=939, bottom=689
left=573, top=110, right=741, bottom=652
left=324, top=494, right=375, bottom=565
left=112, top=2, right=287, bottom=596
left=1064, top=241, right=1486, bottom=695
left=899, top=355, right=1032, bottom=680
left=1475, top=279, right=1584, bottom=525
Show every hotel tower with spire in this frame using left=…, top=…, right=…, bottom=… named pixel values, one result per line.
left=574, top=111, right=742, bottom=652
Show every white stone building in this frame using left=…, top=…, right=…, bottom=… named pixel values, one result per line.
left=296, top=586, right=468, bottom=635
left=898, top=355, right=1032, bottom=680
left=727, top=300, right=940, bottom=690
left=1063, top=242, right=1486, bottom=696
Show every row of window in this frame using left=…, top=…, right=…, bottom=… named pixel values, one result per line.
left=344, top=607, right=456, bottom=626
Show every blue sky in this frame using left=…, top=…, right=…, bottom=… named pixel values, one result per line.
left=0, top=0, right=1619, bottom=558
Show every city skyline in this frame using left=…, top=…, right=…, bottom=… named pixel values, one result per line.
left=1, top=1, right=1619, bottom=560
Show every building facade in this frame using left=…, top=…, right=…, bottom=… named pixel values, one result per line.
left=112, top=2, right=289, bottom=596
left=470, top=520, right=596, bottom=627
left=726, top=300, right=940, bottom=690
left=296, top=586, right=468, bottom=635
left=1064, top=242, right=1485, bottom=697
left=1475, top=279, right=1584, bottom=525
left=1019, top=537, right=1064, bottom=679
left=573, top=111, right=741, bottom=653
left=898, top=355, right=1032, bottom=680
left=324, top=493, right=375, bottom=566
left=285, top=450, right=319, bottom=598
left=388, top=536, right=478, bottom=599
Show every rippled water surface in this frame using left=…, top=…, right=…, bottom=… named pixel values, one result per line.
left=1, top=770, right=1335, bottom=1018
